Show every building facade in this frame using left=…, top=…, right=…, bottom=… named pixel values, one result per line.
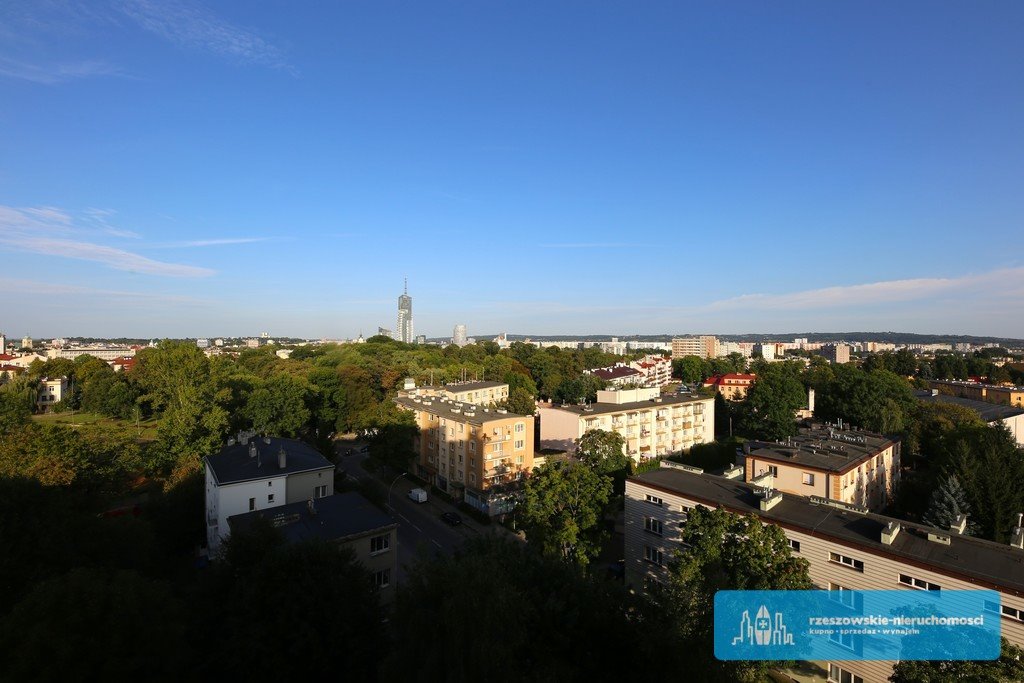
left=702, top=373, right=756, bottom=400
left=400, top=380, right=510, bottom=406
left=625, top=464, right=1024, bottom=683
left=743, top=424, right=900, bottom=512
left=36, top=377, right=67, bottom=410
left=395, top=396, right=534, bottom=515
left=629, top=354, right=673, bottom=387
left=452, top=324, right=467, bottom=347
left=204, top=435, right=335, bottom=553
left=929, top=379, right=1024, bottom=408
left=397, top=280, right=414, bottom=343
left=587, top=364, right=645, bottom=387
left=538, top=387, right=714, bottom=460
left=671, top=336, right=718, bottom=360
left=820, top=343, right=852, bottom=364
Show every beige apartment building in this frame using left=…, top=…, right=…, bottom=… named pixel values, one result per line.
left=820, top=343, right=852, bottom=364
left=537, top=387, right=714, bottom=460
left=394, top=395, right=533, bottom=516
left=399, top=379, right=510, bottom=406
left=929, top=379, right=1024, bottom=408
left=743, top=425, right=900, bottom=512
left=626, top=464, right=1024, bottom=683
left=671, top=335, right=718, bottom=360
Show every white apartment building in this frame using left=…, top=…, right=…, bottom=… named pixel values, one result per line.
left=47, top=346, right=136, bottom=361
left=626, top=463, right=1024, bottom=683
left=204, top=435, right=335, bottom=553
left=538, top=387, right=714, bottom=460
left=400, top=379, right=510, bottom=406
left=629, top=355, right=673, bottom=387
left=36, top=377, right=67, bottom=410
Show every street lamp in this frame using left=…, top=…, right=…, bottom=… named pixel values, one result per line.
left=387, top=471, right=407, bottom=510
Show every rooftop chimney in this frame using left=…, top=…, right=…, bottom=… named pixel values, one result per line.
left=881, top=522, right=900, bottom=545
left=248, top=442, right=257, bottom=459
left=1012, top=513, right=1024, bottom=550
left=278, top=446, right=287, bottom=470
left=950, top=514, right=968, bottom=535
left=307, top=498, right=317, bottom=516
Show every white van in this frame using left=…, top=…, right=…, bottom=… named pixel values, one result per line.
left=407, top=488, right=428, bottom=503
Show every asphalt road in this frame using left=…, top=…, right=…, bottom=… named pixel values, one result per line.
left=334, top=445, right=512, bottom=583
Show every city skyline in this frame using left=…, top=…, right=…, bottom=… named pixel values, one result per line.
left=1, top=3, right=1023, bottom=338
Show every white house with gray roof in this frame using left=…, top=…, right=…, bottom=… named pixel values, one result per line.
left=204, top=435, right=335, bottom=554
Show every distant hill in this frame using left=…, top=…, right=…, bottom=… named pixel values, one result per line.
left=467, top=332, right=1024, bottom=346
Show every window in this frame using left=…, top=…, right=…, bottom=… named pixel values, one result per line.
left=315, top=484, right=327, bottom=498
left=493, top=442, right=503, bottom=453
left=370, top=533, right=390, bottom=554
left=644, top=517, right=663, bottom=536
left=987, top=601, right=1024, bottom=622
left=645, top=494, right=663, bottom=506
left=459, top=423, right=464, bottom=433
left=372, top=569, right=391, bottom=590
left=802, top=472, right=815, bottom=486
left=899, top=574, right=941, bottom=591
left=515, top=422, right=525, bottom=433
left=268, top=481, right=273, bottom=487
left=829, top=629, right=856, bottom=652
left=829, top=551, right=864, bottom=572
left=248, top=497, right=255, bottom=511
left=643, top=545, right=663, bottom=566
left=470, top=441, right=476, bottom=452
left=828, top=583, right=862, bottom=610
left=828, top=664, right=863, bottom=683
left=268, top=494, right=275, bottom=503
left=788, top=539, right=801, bottom=552
left=515, top=439, right=525, bottom=450
left=515, top=455, right=523, bottom=464
left=765, top=465, right=778, bottom=477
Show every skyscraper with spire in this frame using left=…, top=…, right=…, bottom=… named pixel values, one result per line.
left=397, top=279, right=414, bottom=343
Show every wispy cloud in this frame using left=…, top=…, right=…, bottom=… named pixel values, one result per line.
left=115, top=0, right=291, bottom=70
left=703, top=268, right=1024, bottom=312
left=83, top=207, right=141, bottom=238
left=0, top=277, right=206, bottom=305
left=0, top=205, right=214, bottom=278
left=156, top=237, right=272, bottom=248
left=538, top=243, right=632, bottom=249
left=0, top=57, right=129, bottom=84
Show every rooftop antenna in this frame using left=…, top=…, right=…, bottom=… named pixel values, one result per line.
left=404, top=277, right=408, bottom=295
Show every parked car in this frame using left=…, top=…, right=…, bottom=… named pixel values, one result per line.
left=408, top=488, right=428, bottom=503
left=440, top=511, right=462, bottom=526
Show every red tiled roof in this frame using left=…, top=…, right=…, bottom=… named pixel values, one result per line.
left=703, top=373, right=757, bottom=387
left=0, top=354, right=15, bottom=361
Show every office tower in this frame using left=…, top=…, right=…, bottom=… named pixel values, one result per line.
left=452, top=324, right=467, bottom=347
left=397, top=279, right=414, bottom=343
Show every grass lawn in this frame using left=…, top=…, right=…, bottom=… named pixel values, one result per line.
left=32, top=411, right=161, bottom=440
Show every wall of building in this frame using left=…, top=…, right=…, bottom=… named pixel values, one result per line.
left=745, top=457, right=829, bottom=499
left=207, top=473, right=288, bottom=552
left=342, top=525, right=398, bottom=603
left=284, top=468, right=334, bottom=504
left=625, top=478, right=1024, bottom=683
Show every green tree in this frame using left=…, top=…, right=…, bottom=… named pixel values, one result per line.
left=503, top=386, right=537, bottom=415
left=736, top=366, right=805, bottom=440
left=521, top=460, right=611, bottom=566
left=816, top=365, right=917, bottom=433
left=0, top=568, right=188, bottom=682
left=0, top=383, right=33, bottom=433
left=244, top=374, right=311, bottom=436
left=576, top=429, right=627, bottom=474
left=941, top=424, right=1024, bottom=543
left=922, top=475, right=977, bottom=535
left=659, top=505, right=812, bottom=682
left=672, top=355, right=707, bottom=383
left=890, top=638, right=1024, bottom=683
left=215, top=541, right=383, bottom=681
left=385, top=536, right=672, bottom=682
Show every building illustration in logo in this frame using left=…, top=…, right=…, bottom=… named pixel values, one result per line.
left=732, top=605, right=794, bottom=646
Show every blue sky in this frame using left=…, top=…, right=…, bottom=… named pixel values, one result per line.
left=1, top=1, right=1023, bottom=339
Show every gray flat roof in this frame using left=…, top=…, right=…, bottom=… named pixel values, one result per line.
left=746, top=425, right=896, bottom=473
left=631, top=467, right=1024, bottom=595
left=228, top=492, right=396, bottom=543
left=205, top=437, right=333, bottom=485
left=545, top=393, right=709, bottom=418
left=915, top=390, right=1024, bottom=422
left=395, top=396, right=530, bottom=425
left=443, top=380, right=507, bottom=392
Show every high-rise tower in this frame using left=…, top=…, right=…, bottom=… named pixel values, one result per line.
left=397, top=279, right=414, bottom=343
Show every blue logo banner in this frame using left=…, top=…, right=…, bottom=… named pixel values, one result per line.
left=714, top=590, right=1001, bottom=661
